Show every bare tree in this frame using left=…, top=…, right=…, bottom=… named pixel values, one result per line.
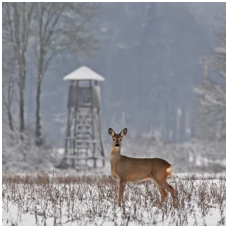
left=2, top=45, right=15, bottom=131
left=32, top=2, right=99, bottom=145
left=194, top=21, right=226, bottom=140
left=2, top=3, right=35, bottom=132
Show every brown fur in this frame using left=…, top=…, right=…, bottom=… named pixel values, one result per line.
left=109, top=128, right=178, bottom=208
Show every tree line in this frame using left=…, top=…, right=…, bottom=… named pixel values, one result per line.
left=194, top=21, right=226, bottom=141
left=2, top=2, right=100, bottom=145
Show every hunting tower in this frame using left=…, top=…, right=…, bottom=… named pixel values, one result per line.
left=62, top=66, right=105, bottom=170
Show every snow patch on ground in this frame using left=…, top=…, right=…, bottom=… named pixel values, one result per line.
left=2, top=173, right=226, bottom=226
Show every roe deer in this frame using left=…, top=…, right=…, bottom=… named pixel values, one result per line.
left=108, top=128, right=178, bottom=208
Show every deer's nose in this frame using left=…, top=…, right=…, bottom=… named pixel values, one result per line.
left=115, top=144, right=120, bottom=148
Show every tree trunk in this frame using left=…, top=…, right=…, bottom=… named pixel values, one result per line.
left=6, top=77, right=14, bottom=131
left=19, top=59, right=25, bottom=132
left=35, top=8, right=43, bottom=146
left=7, top=106, right=14, bottom=131
left=35, top=75, right=42, bottom=146
left=19, top=89, right=25, bottom=132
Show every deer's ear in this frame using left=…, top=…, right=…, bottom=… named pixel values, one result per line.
left=120, top=128, right=128, bottom=137
left=108, top=128, right=115, bottom=136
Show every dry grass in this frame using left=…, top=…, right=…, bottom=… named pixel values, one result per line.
left=2, top=172, right=226, bottom=225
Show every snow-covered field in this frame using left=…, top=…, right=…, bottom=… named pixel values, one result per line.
left=2, top=173, right=226, bottom=226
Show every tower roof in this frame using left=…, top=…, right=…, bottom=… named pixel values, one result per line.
left=63, top=66, right=105, bottom=81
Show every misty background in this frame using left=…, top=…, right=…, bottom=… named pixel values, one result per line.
left=2, top=2, right=226, bottom=173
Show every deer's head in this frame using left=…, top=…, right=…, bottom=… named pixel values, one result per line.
left=108, top=128, right=127, bottom=149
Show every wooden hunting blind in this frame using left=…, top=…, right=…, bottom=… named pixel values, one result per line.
left=62, top=66, right=105, bottom=170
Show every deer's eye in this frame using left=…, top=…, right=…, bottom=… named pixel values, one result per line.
left=120, top=139, right=122, bottom=141
left=113, top=139, right=115, bottom=141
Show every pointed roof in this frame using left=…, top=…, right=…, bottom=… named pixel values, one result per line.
left=63, top=66, right=105, bottom=81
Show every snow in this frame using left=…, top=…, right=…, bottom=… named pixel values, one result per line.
left=63, top=66, right=105, bottom=81
left=2, top=173, right=226, bottom=226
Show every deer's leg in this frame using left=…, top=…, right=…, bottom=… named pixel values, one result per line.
left=118, top=180, right=126, bottom=207
left=156, top=185, right=168, bottom=204
left=154, top=179, right=178, bottom=208
left=161, top=182, right=178, bottom=208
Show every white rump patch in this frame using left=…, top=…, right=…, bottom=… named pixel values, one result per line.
left=166, top=166, right=172, bottom=174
